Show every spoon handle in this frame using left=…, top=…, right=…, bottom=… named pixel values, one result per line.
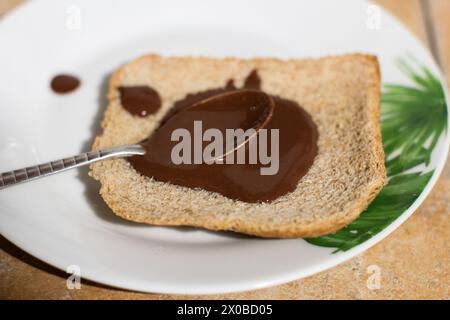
left=0, top=144, right=145, bottom=190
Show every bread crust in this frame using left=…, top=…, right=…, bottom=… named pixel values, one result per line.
left=90, top=54, right=386, bottom=238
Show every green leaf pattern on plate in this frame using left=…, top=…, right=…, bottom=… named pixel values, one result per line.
left=305, top=57, right=448, bottom=252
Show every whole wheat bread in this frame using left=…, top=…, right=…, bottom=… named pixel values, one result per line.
left=89, top=54, right=386, bottom=238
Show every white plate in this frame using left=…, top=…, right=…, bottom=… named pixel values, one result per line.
left=0, top=0, right=448, bottom=294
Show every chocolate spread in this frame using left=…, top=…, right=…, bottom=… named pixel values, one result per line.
left=119, top=86, right=162, bottom=117
left=125, top=70, right=318, bottom=203
left=50, top=75, right=80, bottom=94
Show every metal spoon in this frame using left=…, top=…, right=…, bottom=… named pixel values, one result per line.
left=0, top=144, right=145, bottom=190
left=0, top=89, right=274, bottom=190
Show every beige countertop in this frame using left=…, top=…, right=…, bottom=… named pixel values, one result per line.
left=0, top=0, right=449, bottom=299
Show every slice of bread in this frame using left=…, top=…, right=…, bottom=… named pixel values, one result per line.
left=90, top=54, right=386, bottom=238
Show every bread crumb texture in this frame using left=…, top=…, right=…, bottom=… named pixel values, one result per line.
left=90, top=54, right=386, bottom=238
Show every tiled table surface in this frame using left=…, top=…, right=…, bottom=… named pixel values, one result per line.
left=0, top=0, right=449, bottom=299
